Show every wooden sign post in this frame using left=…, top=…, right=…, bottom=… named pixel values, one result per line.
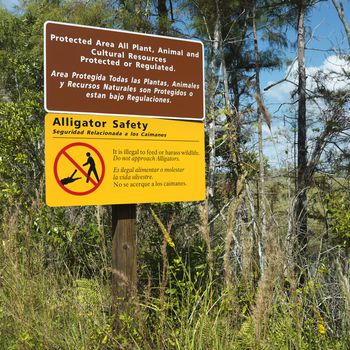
left=112, top=204, right=137, bottom=303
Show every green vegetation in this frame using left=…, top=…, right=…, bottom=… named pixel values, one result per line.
left=1, top=0, right=350, bottom=349
left=1, top=202, right=349, bottom=349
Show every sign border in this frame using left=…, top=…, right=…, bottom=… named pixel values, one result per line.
left=44, top=20, right=205, bottom=121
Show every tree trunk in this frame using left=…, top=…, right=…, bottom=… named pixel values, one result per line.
left=252, top=2, right=267, bottom=274
left=206, top=5, right=220, bottom=209
left=220, top=13, right=243, bottom=285
left=201, top=3, right=221, bottom=274
left=332, top=0, right=350, bottom=47
left=295, top=1, right=308, bottom=275
left=158, top=0, right=168, bottom=35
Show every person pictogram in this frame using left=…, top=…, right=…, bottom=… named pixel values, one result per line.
left=83, top=152, right=100, bottom=183
left=60, top=169, right=81, bottom=185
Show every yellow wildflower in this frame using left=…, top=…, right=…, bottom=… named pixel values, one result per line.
left=318, top=322, right=326, bottom=335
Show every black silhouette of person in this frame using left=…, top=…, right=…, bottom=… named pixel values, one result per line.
left=83, top=152, right=99, bottom=183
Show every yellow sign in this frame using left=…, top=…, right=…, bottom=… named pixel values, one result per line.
left=45, top=114, right=205, bottom=206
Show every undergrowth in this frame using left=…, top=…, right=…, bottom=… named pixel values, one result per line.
left=0, top=205, right=349, bottom=349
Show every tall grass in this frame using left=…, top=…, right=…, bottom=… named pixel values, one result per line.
left=0, top=203, right=349, bottom=349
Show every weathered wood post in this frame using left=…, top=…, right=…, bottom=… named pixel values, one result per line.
left=111, top=204, right=137, bottom=309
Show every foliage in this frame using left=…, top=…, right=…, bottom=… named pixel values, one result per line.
left=1, top=208, right=349, bottom=349
left=0, top=91, right=44, bottom=206
left=1, top=0, right=350, bottom=349
left=327, top=191, right=350, bottom=251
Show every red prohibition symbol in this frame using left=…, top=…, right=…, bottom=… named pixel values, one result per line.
left=54, top=142, right=105, bottom=196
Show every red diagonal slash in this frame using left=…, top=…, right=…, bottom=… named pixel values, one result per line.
left=62, top=150, right=98, bottom=186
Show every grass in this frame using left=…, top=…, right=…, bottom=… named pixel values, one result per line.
left=0, top=203, right=349, bottom=349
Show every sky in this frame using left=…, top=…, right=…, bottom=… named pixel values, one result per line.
left=261, top=2, right=350, bottom=167
left=1, top=0, right=16, bottom=11
left=1, top=0, right=350, bottom=167
left=261, top=1, right=349, bottom=95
